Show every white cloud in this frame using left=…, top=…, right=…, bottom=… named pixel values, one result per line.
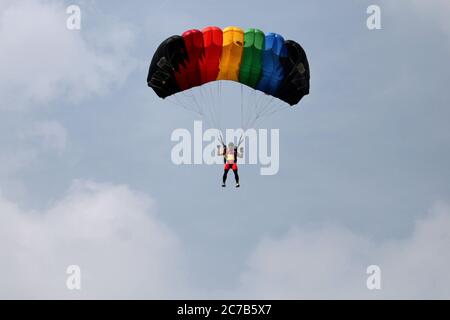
left=0, top=0, right=137, bottom=109
left=235, top=226, right=372, bottom=299
left=0, top=180, right=187, bottom=299
left=1, top=179, right=450, bottom=299
left=379, top=202, right=450, bottom=299
left=235, top=203, right=450, bottom=299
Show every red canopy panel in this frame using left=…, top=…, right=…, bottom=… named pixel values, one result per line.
left=200, top=26, right=223, bottom=84
left=175, top=29, right=204, bottom=90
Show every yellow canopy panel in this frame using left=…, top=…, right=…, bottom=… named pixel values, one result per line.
left=217, top=26, right=244, bottom=81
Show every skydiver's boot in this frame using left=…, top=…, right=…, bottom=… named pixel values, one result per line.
left=234, top=170, right=240, bottom=188
left=222, top=183, right=226, bottom=187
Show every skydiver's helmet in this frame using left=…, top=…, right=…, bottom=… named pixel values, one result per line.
left=228, top=142, right=235, bottom=150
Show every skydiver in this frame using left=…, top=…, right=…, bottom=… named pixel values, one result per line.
left=218, top=142, right=243, bottom=188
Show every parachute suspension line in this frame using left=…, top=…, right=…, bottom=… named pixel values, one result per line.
left=199, top=86, right=214, bottom=130
left=167, top=94, right=201, bottom=117
left=254, top=101, right=271, bottom=124
left=203, top=80, right=223, bottom=146
left=180, top=90, right=215, bottom=129
left=217, top=83, right=222, bottom=130
left=217, top=85, right=225, bottom=148
left=250, top=100, right=292, bottom=129
left=173, top=93, right=198, bottom=115
left=214, top=90, right=221, bottom=131
left=259, top=97, right=275, bottom=117
left=254, top=92, right=266, bottom=112
left=218, top=81, right=224, bottom=138
left=265, top=98, right=289, bottom=118
left=252, top=101, right=291, bottom=128
left=205, top=84, right=214, bottom=128
left=180, top=91, right=202, bottom=116
left=263, top=99, right=285, bottom=116
left=237, top=133, right=244, bottom=148
left=240, top=84, right=244, bottom=130
left=262, top=103, right=290, bottom=118
left=250, top=88, right=257, bottom=129
left=237, top=84, right=246, bottom=149
left=251, top=89, right=257, bottom=127
left=191, top=93, right=205, bottom=121
left=242, top=88, right=250, bottom=130
left=197, top=86, right=213, bottom=129
left=243, top=91, right=247, bottom=129
left=256, top=97, right=278, bottom=127
left=247, top=92, right=265, bottom=128
left=218, top=131, right=225, bottom=146
left=246, top=96, right=273, bottom=129
left=191, top=91, right=205, bottom=119
left=214, top=83, right=222, bottom=135
left=248, top=89, right=260, bottom=129
left=167, top=89, right=220, bottom=126
left=209, top=83, right=220, bottom=131
left=206, top=85, right=219, bottom=130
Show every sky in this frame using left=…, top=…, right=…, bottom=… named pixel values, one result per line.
left=0, top=0, right=450, bottom=299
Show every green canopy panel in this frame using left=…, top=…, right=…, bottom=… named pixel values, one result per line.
left=239, top=28, right=265, bottom=88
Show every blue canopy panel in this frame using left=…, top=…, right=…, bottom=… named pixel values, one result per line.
left=256, top=33, right=287, bottom=96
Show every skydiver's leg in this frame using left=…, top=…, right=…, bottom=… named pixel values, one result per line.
left=222, top=164, right=230, bottom=186
left=232, top=164, right=239, bottom=184
left=233, top=170, right=239, bottom=184
left=222, top=169, right=229, bottom=183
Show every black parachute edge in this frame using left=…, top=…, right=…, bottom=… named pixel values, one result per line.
left=276, top=40, right=310, bottom=106
left=147, top=35, right=189, bottom=99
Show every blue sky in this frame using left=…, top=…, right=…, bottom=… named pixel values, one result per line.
left=1, top=0, right=450, bottom=299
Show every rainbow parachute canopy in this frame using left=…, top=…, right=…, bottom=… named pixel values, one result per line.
left=147, top=26, right=310, bottom=106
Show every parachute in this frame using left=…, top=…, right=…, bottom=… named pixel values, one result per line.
left=147, top=26, right=310, bottom=131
